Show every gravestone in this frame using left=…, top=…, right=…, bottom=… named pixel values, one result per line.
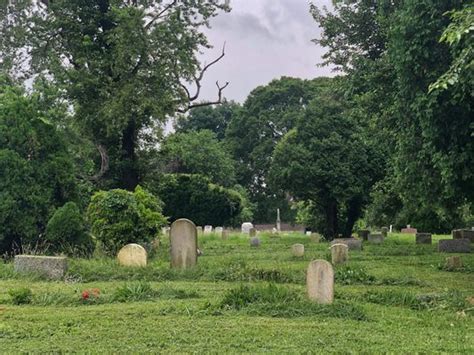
left=250, top=237, right=260, bottom=247
left=241, top=222, right=254, bottom=234
left=222, top=229, right=230, bottom=240
left=445, top=256, right=463, bottom=269
left=170, top=218, right=198, bottom=269
left=117, top=243, right=147, bottom=267
left=204, top=225, right=213, bottom=235
left=305, top=231, right=312, bottom=236
left=249, top=227, right=257, bottom=237
left=416, top=233, right=432, bottom=244
left=331, top=243, right=349, bottom=265
left=453, top=229, right=474, bottom=242
left=331, top=238, right=362, bottom=251
left=292, top=244, right=305, bottom=257
left=306, top=259, right=334, bottom=304
left=401, top=225, right=417, bottom=234
left=381, top=227, right=388, bottom=238
left=276, top=208, right=281, bottom=232
left=310, top=233, right=321, bottom=243
left=368, top=233, right=384, bottom=244
left=14, top=255, right=67, bottom=279
left=358, top=230, right=370, bottom=241
left=196, top=226, right=203, bottom=236
left=438, top=239, right=470, bottom=253
left=215, top=226, right=223, bottom=236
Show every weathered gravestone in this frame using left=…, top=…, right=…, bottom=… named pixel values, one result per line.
left=438, top=239, right=471, bottom=253
left=331, top=238, right=362, bottom=251
left=381, top=227, right=389, bottom=238
left=368, top=233, right=384, bottom=244
left=222, top=229, right=230, bottom=240
left=196, top=226, right=203, bottom=236
left=305, top=231, right=312, bottom=236
left=14, top=255, right=67, bottom=279
left=401, top=225, right=417, bottom=234
left=306, top=260, right=334, bottom=304
left=292, top=244, right=305, bottom=257
left=250, top=237, right=260, bottom=247
left=358, top=230, right=370, bottom=241
left=452, top=229, right=474, bottom=243
left=249, top=227, right=257, bottom=237
left=416, top=233, right=432, bottom=244
left=310, top=233, right=321, bottom=243
left=204, top=225, right=213, bottom=235
left=241, top=222, right=254, bottom=234
left=215, top=226, right=223, bottom=236
left=331, top=243, right=349, bottom=265
left=170, top=218, right=198, bottom=269
left=445, top=256, right=463, bottom=269
left=117, top=243, right=147, bottom=267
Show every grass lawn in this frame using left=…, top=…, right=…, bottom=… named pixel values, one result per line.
left=0, top=232, right=473, bottom=352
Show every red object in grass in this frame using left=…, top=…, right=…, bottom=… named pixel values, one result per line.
left=81, top=290, right=90, bottom=300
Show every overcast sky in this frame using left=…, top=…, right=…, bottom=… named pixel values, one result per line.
left=196, top=0, right=335, bottom=103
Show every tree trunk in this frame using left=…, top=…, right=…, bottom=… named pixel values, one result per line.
left=120, top=120, right=139, bottom=190
left=344, top=197, right=362, bottom=238
left=325, top=200, right=338, bottom=240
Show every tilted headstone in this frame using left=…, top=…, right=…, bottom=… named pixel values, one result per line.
left=204, top=225, right=213, bottom=235
left=310, top=233, right=321, bottom=243
left=117, top=243, right=147, bottom=267
left=331, top=238, right=362, bottom=251
left=331, top=243, right=349, bottom=265
left=416, top=233, right=432, bottom=244
left=368, top=233, right=384, bottom=244
left=196, top=226, right=203, bottom=236
left=170, top=218, right=198, bottom=269
left=250, top=237, right=260, bottom=247
left=292, top=244, right=305, bottom=257
left=215, top=226, right=223, bottom=235
left=222, top=229, right=230, bottom=240
left=438, top=239, right=471, bottom=253
left=381, top=227, right=388, bottom=238
left=307, top=259, right=334, bottom=304
left=358, top=230, right=370, bottom=241
left=249, top=227, right=257, bottom=237
left=241, top=222, right=254, bottom=234
left=14, top=255, right=67, bottom=280
left=445, top=256, right=463, bottom=269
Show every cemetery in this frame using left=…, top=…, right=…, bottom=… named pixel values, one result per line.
left=0, top=0, right=473, bottom=353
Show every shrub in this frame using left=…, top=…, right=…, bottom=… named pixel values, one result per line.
left=45, top=202, right=93, bottom=256
left=8, top=287, right=33, bottom=305
left=87, top=186, right=167, bottom=255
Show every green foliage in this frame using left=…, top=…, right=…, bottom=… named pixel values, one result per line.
left=149, top=174, right=247, bottom=227
left=0, top=81, right=78, bottom=254
left=335, top=266, right=376, bottom=285
left=45, top=202, right=93, bottom=256
left=8, top=287, right=32, bottom=305
left=159, top=130, right=236, bottom=187
left=87, top=186, right=166, bottom=254
left=112, top=282, right=156, bottom=302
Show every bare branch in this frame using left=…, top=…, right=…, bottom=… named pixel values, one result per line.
left=90, top=144, right=109, bottom=181
left=177, top=80, right=229, bottom=113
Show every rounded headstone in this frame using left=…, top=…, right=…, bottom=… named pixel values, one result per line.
left=310, top=233, right=321, bottom=243
left=204, top=225, right=213, bottom=235
left=249, top=227, right=257, bottom=237
left=170, top=218, right=198, bottom=269
left=241, top=222, right=254, bottom=234
left=331, top=243, right=349, bottom=265
left=307, top=259, right=334, bottom=304
left=117, top=243, right=147, bottom=267
left=250, top=237, right=260, bottom=247
left=292, top=243, right=305, bottom=257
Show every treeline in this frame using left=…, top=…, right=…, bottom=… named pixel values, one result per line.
left=0, top=1, right=472, bottom=255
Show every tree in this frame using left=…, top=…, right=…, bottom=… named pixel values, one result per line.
left=0, top=80, right=77, bottom=253
left=1, top=1, right=230, bottom=190
left=159, top=130, right=236, bottom=187
left=175, top=100, right=241, bottom=141
left=225, top=76, right=332, bottom=222
left=270, top=90, right=380, bottom=239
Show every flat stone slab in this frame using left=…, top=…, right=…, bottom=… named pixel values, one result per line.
left=438, top=239, right=471, bottom=253
left=331, top=238, right=362, bottom=251
left=416, top=233, right=432, bottom=244
left=14, top=255, right=67, bottom=279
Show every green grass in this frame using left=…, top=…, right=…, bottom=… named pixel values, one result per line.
left=0, top=232, right=473, bottom=352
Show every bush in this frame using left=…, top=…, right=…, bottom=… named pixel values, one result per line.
left=87, top=186, right=167, bottom=255
left=150, top=174, right=246, bottom=227
left=45, top=202, right=93, bottom=256
left=8, top=287, right=33, bottom=305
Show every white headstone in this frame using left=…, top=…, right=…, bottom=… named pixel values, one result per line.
left=204, top=225, right=213, bottom=235
left=306, top=260, right=334, bottom=304
left=215, top=226, right=223, bottom=235
left=241, top=222, right=254, bottom=234
left=117, top=243, right=147, bottom=267
left=170, top=219, right=198, bottom=269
